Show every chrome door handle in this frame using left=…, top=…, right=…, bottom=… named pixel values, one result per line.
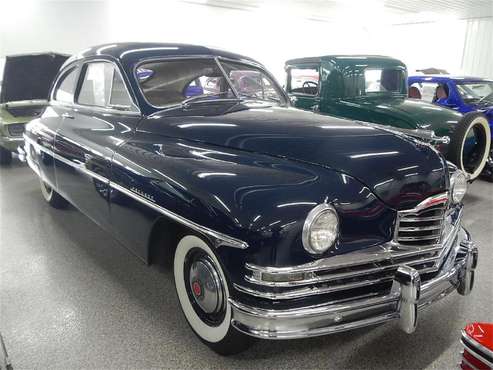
left=62, top=113, right=74, bottom=119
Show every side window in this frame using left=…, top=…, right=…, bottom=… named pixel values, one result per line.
left=109, top=69, right=134, bottom=108
left=410, top=82, right=439, bottom=103
left=78, top=62, right=134, bottom=109
left=54, top=68, right=79, bottom=103
left=288, top=66, right=320, bottom=95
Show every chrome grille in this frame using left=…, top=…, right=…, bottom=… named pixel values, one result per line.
left=240, top=193, right=457, bottom=301
left=395, top=203, right=447, bottom=247
left=7, top=124, right=25, bottom=137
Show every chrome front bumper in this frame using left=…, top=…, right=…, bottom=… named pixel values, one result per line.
left=229, top=227, right=477, bottom=339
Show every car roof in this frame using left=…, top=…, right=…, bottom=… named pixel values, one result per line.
left=285, top=55, right=405, bottom=67
left=409, top=75, right=493, bottom=83
left=66, top=42, right=261, bottom=67
left=4, top=52, right=70, bottom=60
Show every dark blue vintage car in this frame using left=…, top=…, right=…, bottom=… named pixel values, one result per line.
left=23, top=43, right=478, bottom=355
left=408, top=75, right=493, bottom=181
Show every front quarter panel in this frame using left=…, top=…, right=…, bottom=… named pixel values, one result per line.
left=109, top=132, right=396, bottom=286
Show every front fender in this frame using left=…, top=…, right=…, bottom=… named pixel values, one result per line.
left=111, top=133, right=395, bottom=273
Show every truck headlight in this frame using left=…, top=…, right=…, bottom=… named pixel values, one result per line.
left=450, top=170, right=468, bottom=203
left=302, top=204, right=339, bottom=254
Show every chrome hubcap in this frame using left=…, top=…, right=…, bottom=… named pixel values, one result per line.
left=189, top=257, right=224, bottom=314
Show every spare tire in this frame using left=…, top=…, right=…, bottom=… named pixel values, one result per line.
left=446, top=112, right=491, bottom=180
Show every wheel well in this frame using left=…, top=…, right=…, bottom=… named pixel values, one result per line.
left=147, top=216, right=204, bottom=268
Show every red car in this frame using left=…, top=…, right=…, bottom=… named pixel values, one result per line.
left=460, top=322, right=493, bottom=370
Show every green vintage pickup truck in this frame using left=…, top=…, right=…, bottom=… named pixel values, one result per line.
left=285, top=55, right=491, bottom=180
left=0, top=52, right=67, bottom=165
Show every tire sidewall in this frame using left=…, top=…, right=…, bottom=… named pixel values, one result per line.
left=40, top=179, right=54, bottom=202
left=174, top=235, right=232, bottom=344
left=450, top=113, right=491, bottom=179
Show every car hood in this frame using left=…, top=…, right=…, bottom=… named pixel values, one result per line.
left=0, top=53, right=68, bottom=103
left=140, top=103, right=447, bottom=209
left=343, top=96, right=463, bottom=133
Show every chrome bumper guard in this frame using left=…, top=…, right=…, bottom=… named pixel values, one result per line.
left=229, top=227, right=477, bottom=339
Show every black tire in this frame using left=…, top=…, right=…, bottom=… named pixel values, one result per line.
left=173, top=235, right=254, bottom=355
left=446, top=112, right=491, bottom=180
left=0, top=147, right=12, bottom=165
left=40, top=179, right=69, bottom=209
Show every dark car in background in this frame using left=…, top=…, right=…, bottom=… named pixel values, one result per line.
left=285, top=55, right=491, bottom=180
left=409, top=75, right=493, bottom=181
left=0, top=52, right=68, bottom=165
left=24, top=43, right=478, bottom=354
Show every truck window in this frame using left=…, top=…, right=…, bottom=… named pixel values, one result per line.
left=288, top=67, right=320, bottom=95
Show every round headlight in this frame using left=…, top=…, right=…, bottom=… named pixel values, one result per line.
left=302, top=204, right=339, bottom=254
left=451, top=170, right=468, bottom=203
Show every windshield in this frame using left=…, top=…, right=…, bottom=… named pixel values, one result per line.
left=219, top=60, right=285, bottom=104
left=456, top=82, right=493, bottom=103
left=136, top=58, right=285, bottom=108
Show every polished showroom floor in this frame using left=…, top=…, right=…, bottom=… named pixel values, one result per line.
left=1, top=159, right=492, bottom=369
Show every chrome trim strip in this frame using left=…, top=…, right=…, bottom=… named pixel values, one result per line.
left=244, top=255, right=439, bottom=288
left=245, top=245, right=443, bottom=276
left=398, top=225, right=443, bottom=232
left=461, top=341, right=493, bottom=368
left=235, top=277, right=392, bottom=300
left=229, top=293, right=398, bottom=319
left=397, top=235, right=442, bottom=242
left=460, top=356, right=479, bottom=370
left=461, top=330, right=493, bottom=365
left=399, top=216, right=444, bottom=222
left=108, top=181, right=248, bottom=249
left=24, top=134, right=249, bottom=250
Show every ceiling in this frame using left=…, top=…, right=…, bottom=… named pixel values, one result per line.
left=182, top=0, right=493, bottom=23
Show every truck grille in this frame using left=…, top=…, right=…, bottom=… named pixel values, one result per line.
left=7, top=124, right=26, bottom=137
left=240, top=193, right=456, bottom=301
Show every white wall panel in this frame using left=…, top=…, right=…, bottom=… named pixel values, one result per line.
left=462, top=18, right=493, bottom=79
left=0, top=0, right=491, bottom=82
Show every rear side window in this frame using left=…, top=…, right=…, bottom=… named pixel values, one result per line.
left=363, top=68, right=405, bottom=94
left=409, top=82, right=440, bottom=103
left=54, top=68, right=79, bottom=103
left=78, top=62, right=134, bottom=109
left=288, top=66, right=320, bottom=95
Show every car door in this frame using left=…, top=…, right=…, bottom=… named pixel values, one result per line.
left=53, top=60, right=141, bottom=232
left=25, top=65, right=80, bottom=187
left=285, top=64, right=321, bottom=111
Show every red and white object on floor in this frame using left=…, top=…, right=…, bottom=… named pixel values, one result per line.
left=460, top=323, right=493, bottom=370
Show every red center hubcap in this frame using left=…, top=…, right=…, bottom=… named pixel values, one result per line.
left=192, top=281, right=202, bottom=297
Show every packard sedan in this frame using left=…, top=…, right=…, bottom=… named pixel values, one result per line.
left=24, top=43, right=478, bottom=355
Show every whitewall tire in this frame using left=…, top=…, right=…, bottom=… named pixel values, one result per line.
left=448, top=113, right=491, bottom=180
left=173, top=234, right=253, bottom=355
left=40, top=179, right=69, bottom=209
